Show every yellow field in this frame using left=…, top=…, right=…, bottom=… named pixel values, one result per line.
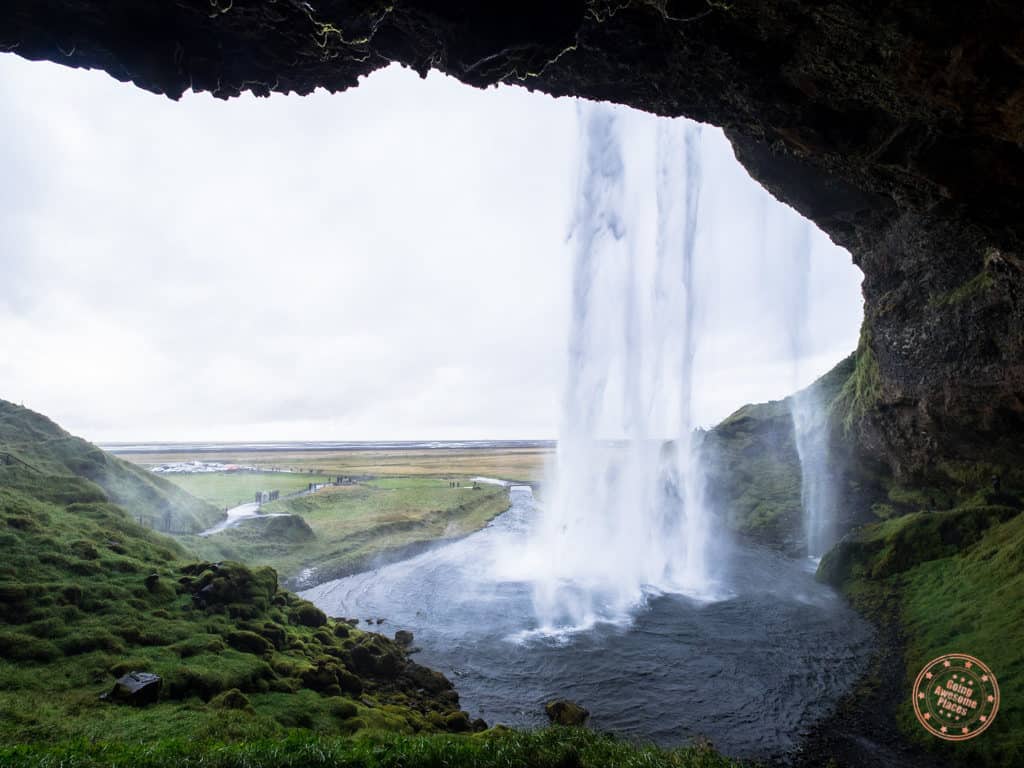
left=121, top=447, right=551, bottom=483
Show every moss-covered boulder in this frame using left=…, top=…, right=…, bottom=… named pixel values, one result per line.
left=545, top=699, right=590, bottom=726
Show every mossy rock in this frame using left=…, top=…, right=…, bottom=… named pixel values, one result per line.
left=328, top=697, right=359, bottom=720
left=0, top=631, right=60, bottom=662
left=289, top=600, right=327, bottom=628
left=209, top=688, right=253, bottom=711
left=226, top=630, right=274, bottom=656
left=170, top=635, right=227, bottom=658
left=545, top=699, right=590, bottom=726
left=444, top=711, right=472, bottom=732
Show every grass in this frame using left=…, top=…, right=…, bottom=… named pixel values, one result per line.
left=0, top=728, right=740, bottom=768
left=0, top=464, right=468, bottom=744
left=117, top=447, right=550, bottom=483
left=163, top=471, right=333, bottom=511
left=0, top=400, right=488, bottom=748
left=181, top=477, right=510, bottom=587
left=701, top=353, right=871, bottom=548
left=832, top=325, right=881, bottom=434
left=1, top=400, right=222, bottom=533
left=701, top=398, right=802, bottom=546
left=818, top=495, right=1024, bottom=765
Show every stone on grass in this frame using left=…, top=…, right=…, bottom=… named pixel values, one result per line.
left=101, top=671, right=162, bottom=706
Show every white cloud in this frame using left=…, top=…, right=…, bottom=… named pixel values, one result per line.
left=0, top=56, right=862, bottom=442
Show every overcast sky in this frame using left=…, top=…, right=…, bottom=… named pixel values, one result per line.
left=0, top=56, right=863, bottom=443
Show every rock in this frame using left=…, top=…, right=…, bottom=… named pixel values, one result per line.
left=444, top=711, right=472, bottom=732
left=101, top=671, right=162, bottom=706
left=394, top=629, right=414, bottom=646
left=545, top=699, right=589, bottom=726
left=471, top=717, right=488, bottom=732
left=143, top=573, right=160, bottom=592
left=290, top=600, right=327, bottom=627
left=10, top=1, right=1024, bottom=494
left=402, top=662, right=453, bottom=695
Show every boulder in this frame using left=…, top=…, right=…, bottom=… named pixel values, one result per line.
left=101, top=671, right=162, bottom=706
left=394, top=629, right=414, bottom=646
left=402, top=662, right=453, bottom=694
left=545, top=699, right=589, bottom=726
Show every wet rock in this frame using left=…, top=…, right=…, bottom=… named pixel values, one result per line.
left=402, top=661, right=453, bottom=694
left=545, top=699, right=589, bottom=726
left=290, top=600, right=327, bottom=627
left=101, top=671, right=162, bottom=706
left=394, top=629, right=414, bottom=646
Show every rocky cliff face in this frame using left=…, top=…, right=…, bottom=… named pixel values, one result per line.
left=3, top=0, right=1022, bottom=481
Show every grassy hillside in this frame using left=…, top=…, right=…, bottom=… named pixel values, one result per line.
left=0, top=401, right=483, bottom=746
left=0, top=462, right=473, bottom=743
left=0, top=402, right=737, bottom=768
left=182, top=477, right=510, bottom=589
left=819, top=490, right=1024, bottom=765
left=702, top=354, right=884, bottom=550
left=1, top=400, right=222, bottom=533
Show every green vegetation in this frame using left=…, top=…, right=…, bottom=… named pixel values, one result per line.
left=928, top=269, right=995, bottom=308
left=1, top=401, right=221, bottom=533
left=0, top=728, right=740, bottom=768
left=701, top=398, right=801, bottom=546
left=0, top=400, right=483, bottom=750
left=819, top=492, right=1024, bottom=765
left=0, top=465, right=467, bottom=744
left=182, top=477, right=510, bottom=587
left=164, top=471, right=332, bottom=511
left=702, top=354, right=865, bottom=547
left=832, top=326, right=881, bottom=433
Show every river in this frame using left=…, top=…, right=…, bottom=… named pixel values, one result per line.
left=301, top=487, right=872, bottom=760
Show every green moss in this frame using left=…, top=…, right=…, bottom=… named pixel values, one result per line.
left=819, top=498, right=1024, bottom=764
left=928, top=269, right=995, bottom=308
left=832, top=324, right=881, bottom=434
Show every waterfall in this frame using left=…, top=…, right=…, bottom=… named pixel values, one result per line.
left=521, top=102, right=713, bottom=632
left=785, top=223, right=837, bottom=559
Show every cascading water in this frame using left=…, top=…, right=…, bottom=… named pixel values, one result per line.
left=785, top=224, right=838, bottom=559
left=515, top=102, right=714, bottom=632
left=302, top=100, right=872, bottom=760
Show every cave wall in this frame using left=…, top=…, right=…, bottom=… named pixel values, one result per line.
left=2, top=0, right=1022, bottom=480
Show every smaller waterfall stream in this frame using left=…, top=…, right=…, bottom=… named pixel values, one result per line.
left=785, top=223, right=838, bottom=558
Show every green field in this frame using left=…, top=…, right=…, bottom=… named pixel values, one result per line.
left=181, top=477, right=511, bottom=587
left=164, top=472, right=333, bottom=511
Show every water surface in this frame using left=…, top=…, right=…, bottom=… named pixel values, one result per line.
left=303, top=488, right=871, bottom=759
